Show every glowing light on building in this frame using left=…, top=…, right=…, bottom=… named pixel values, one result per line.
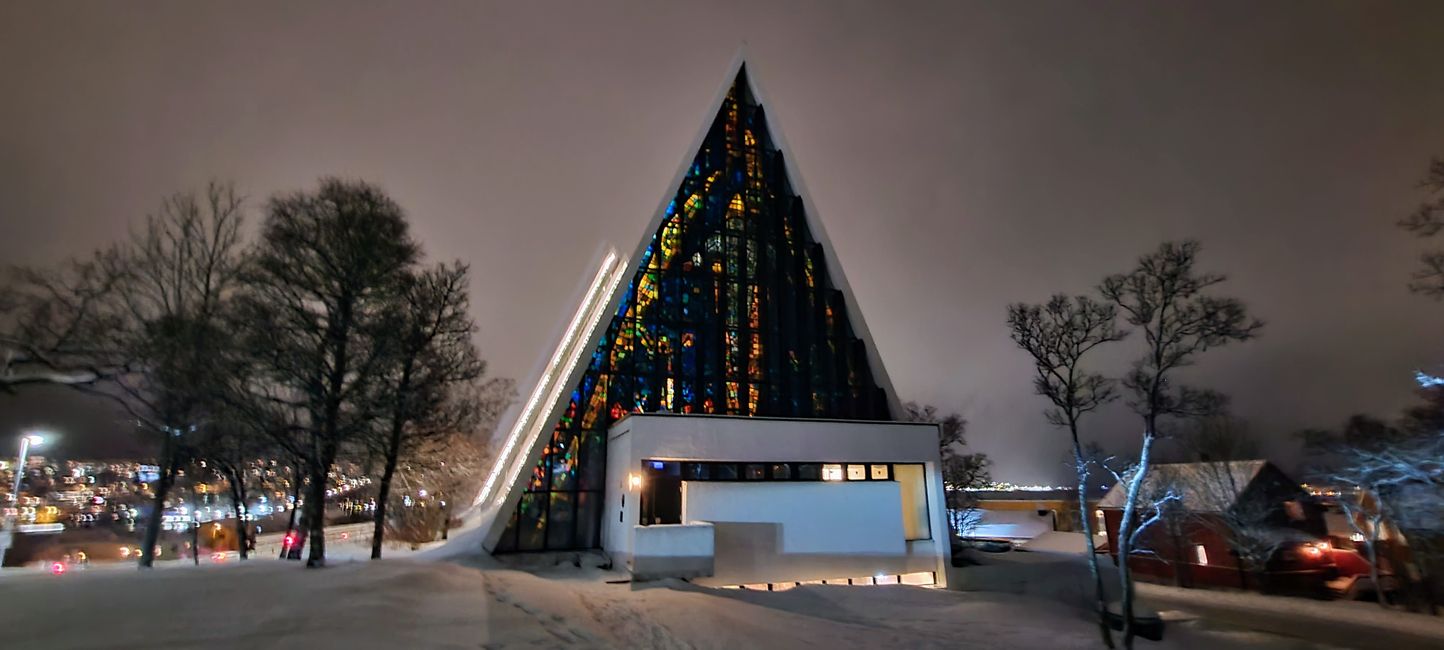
left=477, top=249, right=629, bottom=509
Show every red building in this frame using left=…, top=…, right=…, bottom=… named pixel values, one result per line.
left=1098, top=460, right=1336, bottom=594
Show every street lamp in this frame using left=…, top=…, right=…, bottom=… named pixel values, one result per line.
left=10, top=433, right=45, bottom=503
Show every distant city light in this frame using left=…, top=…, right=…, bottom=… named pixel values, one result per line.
left=961, top=482, right=1074, bottom=492
left=1416, top=371, right=1444, bottom=388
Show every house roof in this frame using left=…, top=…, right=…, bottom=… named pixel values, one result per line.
left=1096, top=459, right=1272, bottom=512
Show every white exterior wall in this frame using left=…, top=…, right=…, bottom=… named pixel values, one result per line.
left=602, top=426, right=635, bottom=566
left=684, top=482, right=904, bottom=555
left=631, top=523, right=715, bottom=580
left=603, top=413, right=951, bottom=587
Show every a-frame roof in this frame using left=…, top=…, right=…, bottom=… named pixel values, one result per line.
left=474, top=51, right=902, bottom=551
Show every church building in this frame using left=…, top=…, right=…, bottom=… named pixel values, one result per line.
left=474, top=55, right=952, bottom=589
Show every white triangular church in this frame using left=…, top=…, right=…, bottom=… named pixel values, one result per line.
left=474, top=53, right=950, bottom=588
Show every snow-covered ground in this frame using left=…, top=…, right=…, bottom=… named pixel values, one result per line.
left=0, top=544, right=1406, bottom=650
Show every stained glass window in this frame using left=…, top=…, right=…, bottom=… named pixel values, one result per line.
left=494, top=66, right=891, bottom=552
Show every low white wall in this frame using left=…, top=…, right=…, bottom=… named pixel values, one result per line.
left=684, top=482, right=904, bottom=554
left=684, top=482, right=932, bottom=585
left=631, top=522, right=715, bottom=580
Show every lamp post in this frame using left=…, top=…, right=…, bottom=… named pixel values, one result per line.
left=10, top=434, right=44, bottom=503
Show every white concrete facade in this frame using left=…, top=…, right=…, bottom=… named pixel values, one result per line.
left=604, top=413, right=951, bottom=587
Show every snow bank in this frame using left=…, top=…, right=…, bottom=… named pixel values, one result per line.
left=1137, top=581, right=1444, bottom=649
left=1018, top=530, right=1091, bottom=555
left=962, top=507, right=1055, bottom=540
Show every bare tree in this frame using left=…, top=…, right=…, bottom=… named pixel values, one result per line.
left=387, top=427, right=491, bottom=546
left=236, top=178, right=419, bottom=568
left=1, top=254, right=130, bottom=391
left=1398, top=157, right=1444, bottom=297
left=368, top=266, right=485, bottom=559
left=1100, top=240, right=1262, bottom=648
left=1310, top=421, right=1444, bottom=613
left=1007, top=294, right=1126, bottom=647
left=902, top=402, right=991, bottom=536
left=4, top=184, right=246, bottom=568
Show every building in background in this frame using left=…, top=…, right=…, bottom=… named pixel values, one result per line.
left=475, top=54, right=951, bottom=588
left=1098, top=460, right=1336, bottom=594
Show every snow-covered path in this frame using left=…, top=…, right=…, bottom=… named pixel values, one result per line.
left=0, top=555, right=1370, bottom=649
left=1138, top=581, right=1444, bottom=649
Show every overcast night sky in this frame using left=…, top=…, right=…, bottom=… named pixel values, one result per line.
left=2, top=1, right=1443, bottom=483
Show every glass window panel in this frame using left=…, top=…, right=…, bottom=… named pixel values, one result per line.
left=870, top=464, right=890, bottom=480
left=744, top=463, right=766, bottom=480
left=714, top=463, right=739, bottom=480
left=796, top=463, right=821, bottom=480
left=575, top=493, right=600, bottom=549
left=894, top=464, right=931, bottom=541
left=821, top=464, right=844, bottom=481
left=846, top=464, right=866, bottom=481
left=769, top=463, right=791, bottom=480
left=546, top=493, right=575, bottom=550
left=549, top=433, right=578, bottom=492
left=683, top=463, right=710, bottom=480
left=516, top=493, right=547, bottom=551
left=578, top=432, right=607, bottom=491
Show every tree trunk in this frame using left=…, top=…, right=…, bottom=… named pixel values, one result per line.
left=1367, top=519, right=1385, bottom=609
left=1117, top=429, right=1157, bottom=650
left=304, top=439, right=338, bottom=568
left=139, top=434, right=177, bottom=569
left=281, top=465, right=302, bottom=559
left=372, top=363, right=412, bottom=560
left=229, top=473, right=248, bottom=560
left=371, top=433, right=402, bottom=560
left=1071, top=431, right=1114, bottom=648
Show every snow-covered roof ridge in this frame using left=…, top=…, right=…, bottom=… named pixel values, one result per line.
left=1096, top=459, right=1285, bottom=511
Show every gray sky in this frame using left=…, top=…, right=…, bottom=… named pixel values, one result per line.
left=2, top=1, right=1443, bottom=482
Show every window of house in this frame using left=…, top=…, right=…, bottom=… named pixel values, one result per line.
left=846, top=464, right=867, bottom=481
left=769, top=463, right=791, bottom=480
left=796, top=463, right=821, bottom=480
left=894, top=463, right=930, bottom=541
left=869, top=464, right=889, bottom=480
left=743, top=464, right=766, bottom=480
left=821, top=464, right=844, bottom=481
left=1194, top=544, right=1209, bottom=565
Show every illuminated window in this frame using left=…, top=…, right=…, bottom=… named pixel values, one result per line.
left=1194, top=544, right=1209, bottom=565
left=822, top=464, right=844, bottom=481
left=900, top=572, right=936, bottom=586
left=869, top=464, right=889, bottom=480
left=846, top=465, right=867, bottom=481
left=895, top=464, right=930, bottom=541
